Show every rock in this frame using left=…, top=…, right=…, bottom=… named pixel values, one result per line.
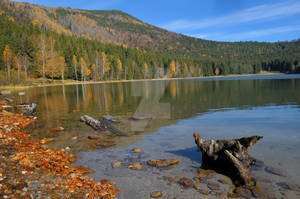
left=197, top=168, right=216, bottom=178
left=18, top=92, right=26, bottom=96
left=255, top=176, right=272, bottom=183
left=179, top=177, right=194, bottom=188
left=265, top=166, right=287, bottom=177
left=129, top=164, right=144, bottom=170
left=199, top=189, right=210, bottom=195
left=207, top=181, right=220, bottom=191
left=72, top=136, right=78, bottom=140
left=102, top=115, right=119, bottom=123
left=218, top=176, right=233, bottom=185
left=150, top=191, right=162, bottom=198
left=249, top=186, right=265, bottom=198
left=147, top=159, right=179, bottom=167
left=50, top=127, right=64, bottom=132
left=133, top=147, right=142, bottom=153
left=276, top=182, right=300, bottom=191
left=87, top=134, right=102, bottom=140
left=131, top=114, right=153, bottom=120
left=218, top=192, right=228, bottom=199
left=113, top=162, right=121, bottom=168
left=0, top=90, right=11, bottom=95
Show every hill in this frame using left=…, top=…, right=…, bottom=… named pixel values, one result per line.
left=0, top=0, right=299, bottom=85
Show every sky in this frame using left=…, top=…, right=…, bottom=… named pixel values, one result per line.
left=13, top=0, right=300, bottom=42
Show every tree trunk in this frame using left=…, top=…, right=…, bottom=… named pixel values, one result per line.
left=80, top=115, right=126, bottom=136
left=74, top=62, right=78, bottom=81
left=193, top=132, right=263, bottom=186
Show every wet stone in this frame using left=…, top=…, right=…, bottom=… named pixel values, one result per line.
left=276, top=182, right=300, bottom=191
left=207, top=181, right=220, bottom=191
left=265, top=166, right=287, bottom=177
left=179, top=177, right=194, bottom=188
left=133, top=147, right=142, bottom=153
left=87, top=134, right=102, bottom=140
left=147, top=159, right=179, bottom=167
left=199, top=189, right=210, bottom=195
left=150, top=191, right=162, bottom=198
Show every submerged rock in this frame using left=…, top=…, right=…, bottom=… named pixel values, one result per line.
left=265, top=166, right=287, bottom=177
left=147, top=159, right=179, bottom=167
left=133, top=147, right=142, bottom=153
left=87, top=134, right=102, bottom=140
left=112, top=162, right=121, bottom=168
left=276, top=182, right=300, bottom=191
left=207, top=181, right=220, bottom=191
left=179, top=177, right=194, bottom=188
left=150, top=191, right=162, bottom=198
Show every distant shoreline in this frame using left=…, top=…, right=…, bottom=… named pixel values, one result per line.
left=0, top=71, right=285, bottom=90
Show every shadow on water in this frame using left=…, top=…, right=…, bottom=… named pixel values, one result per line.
left=166, top=146, right=202, bottom=164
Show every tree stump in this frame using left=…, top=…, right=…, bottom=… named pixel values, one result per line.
left=193, top=132, right=263, bottom=186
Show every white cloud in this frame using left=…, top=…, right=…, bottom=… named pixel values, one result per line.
left=163, top=1, right=300, bottom=31
left=192, top=25, right=300, bottom=41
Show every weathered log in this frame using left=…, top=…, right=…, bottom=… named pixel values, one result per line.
left=19, top=103, right=37, bottom=115
left=193, top=132, right=263, bottom=186
left=80, top=115, right=126, bottom=136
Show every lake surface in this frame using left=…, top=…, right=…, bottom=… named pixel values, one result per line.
left=15, top=74, right=300, bottom=198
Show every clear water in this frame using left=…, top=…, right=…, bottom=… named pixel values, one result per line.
left=14, top=74, right=300, bottom=198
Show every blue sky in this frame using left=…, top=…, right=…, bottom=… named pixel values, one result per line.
left=13, top=0, right=300, bottom=42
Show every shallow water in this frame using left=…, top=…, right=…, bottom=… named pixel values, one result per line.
left=12, top=74, right=300, bottom=198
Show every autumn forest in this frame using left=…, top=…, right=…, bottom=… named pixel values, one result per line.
left=0, top=0, right=300, bottom=85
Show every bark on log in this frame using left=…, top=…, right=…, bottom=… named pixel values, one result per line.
left=193, top=132, right=263, bottom=186
left=80, top=115, right=126, bottom=136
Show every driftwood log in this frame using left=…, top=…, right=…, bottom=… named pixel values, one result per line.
left=193, top=132, right=263, bottom=186
left=80, top=115, right=126, bottom=136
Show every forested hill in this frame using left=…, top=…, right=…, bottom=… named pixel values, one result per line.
left=0, top=0, right=300, bottom=85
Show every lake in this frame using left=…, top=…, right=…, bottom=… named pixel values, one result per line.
left=16, top=74, right=300, bottom=198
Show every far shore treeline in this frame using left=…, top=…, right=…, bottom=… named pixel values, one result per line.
left=0, top=0, right=300, bottom=85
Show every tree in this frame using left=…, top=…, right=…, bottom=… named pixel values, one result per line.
left=3, top=45, right=13, bottom=81
left=57, top=56, right=66, bottom=83
left=170, top=60, right=176, bottom=78
left=143, top=62, right=149, bottom=79
left=117, top=58, right=122, bottom=80
left=72, top=55, right=78, bottom=81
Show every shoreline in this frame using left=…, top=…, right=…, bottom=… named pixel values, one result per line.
left=0, top=71, right=284, bottom=90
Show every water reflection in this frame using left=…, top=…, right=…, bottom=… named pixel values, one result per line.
left=15, top=75, right=300, bottom=151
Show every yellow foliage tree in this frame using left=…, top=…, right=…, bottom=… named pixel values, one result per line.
left=3, top=45, right=13, bottom=81
left=169, top=60, right=176, bottom=77
left=117, top=58, right=122, bottom=79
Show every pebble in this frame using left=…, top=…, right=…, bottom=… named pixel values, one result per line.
left=207, top=181, right=220, bottom=191
left=199, top=189, right=210, bottom=195
left=133, top=147, right=142, bottom=153
left=147, top=159, right=179, bottom=167
left=87, top=135, right=102, bottom=140
left=150, top=191, right=162, bottom=198
left=113, top=161, right=121, bottom=168
left=179, top=177, right=194, bottom=188
left=276, top=182, right=300, bottom=191
left=265, top=166, right=287, bottom=177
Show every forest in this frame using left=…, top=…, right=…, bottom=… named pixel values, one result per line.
left=0, top=0, right=300, bottom=85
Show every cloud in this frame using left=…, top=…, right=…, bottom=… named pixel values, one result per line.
left=192, top=25, right=300, bottom=41
left=163, top=1, right=300, bottom=31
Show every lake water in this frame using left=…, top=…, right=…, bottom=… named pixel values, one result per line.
left=16, top=75, right=300, bottom=198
